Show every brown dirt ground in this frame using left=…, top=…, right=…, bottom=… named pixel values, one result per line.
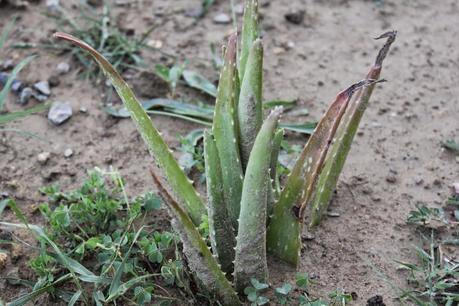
left=1, top=0, right=458, bottom=305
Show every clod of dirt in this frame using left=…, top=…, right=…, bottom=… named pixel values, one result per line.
left=284, top=9, right=305, bottom=25
left=132, top=71, right=170, bottom=99
left=37, top=152, right=51, bottom=164
left=48, top=101, right=72, bottom=125
left=56, top=62, right=70, bottom=75
left=48, top=75, right=60, bottom=87
left=0, top=252, right=7, bottom=270
left=385, top=174, right=397, bottom=183
left=366, top=295, right=386, bottom=306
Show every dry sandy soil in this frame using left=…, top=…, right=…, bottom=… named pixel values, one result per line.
left=0, top=0, right=458, bottom=305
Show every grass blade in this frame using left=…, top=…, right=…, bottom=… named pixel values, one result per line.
left=150, top=169, right=241, bottom=306
left=238, top=39, right=263, bottom=169
left=0, top=103, right=49, bottom=125
left=204, top=130, right=236, bottom=273
left=68, top=290, right=82, bottom=306
left=0, top=56, right=35, bottom=111
left=54, top=32, right=206, bottom=226
left=212, top=33, right=244, bottom=230
left=234, top=107, right=282, bottom=292
left=309, top=31, right=396, bottom=227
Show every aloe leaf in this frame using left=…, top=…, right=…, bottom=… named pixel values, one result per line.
left=0, top=56, right=35, bottom=111
left=150, top=169, right=241, bottom=306
left=266, top=80, right=372, bottom=266
left=309, top=31, right=397, bottom=227
left=234, top=107, right=282, bottom=292
left=204, top=130, right=236, bottom=273
left=54, top=32, right=206, bottom=225
left=212, top=33, right=244, bottom=230
left=0, top=103, right=49, bottom=125
left=267, top=128, right=284, bottom=216
left=238, top=39, right=263, bottom=169
left=183, top=70, right=217, bottom=97
left=239, top=0, right=259, bottom=81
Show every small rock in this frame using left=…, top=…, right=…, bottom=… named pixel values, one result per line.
left=64, top=148, right=73, bottom=158
left=184, top=7, right=204, bottom=18
left=452, top=182, right=459, bottom=195
left=386, top=174, right=397, bottom=183
left=48, top=75, right=60, bottom=87
left=79, top=107, right=88, bottom=113
left=46, top=0, right=60, bottom=13
left=2, top=59, right=15, bottom=70
left=18, top=87, right=33, bottom=105
left=0, top=72, right=9, bottom=84
left=213, top=13, right=231, bottom=24
left=366, top=295, right=386, bottom=306
left=37, top=152, right=50, bottom=164
left=327, top=211, right=340, bottom=217
left=33, top=81, right=51, bottom=96
left=285, top=9, right=305, bottom=25
left=146, top=39, right=163, bottom=49
left=11, top=79, right=23, bottom=92
left=56, top=62, right=70, bottom=74
left=48, top=101, right=72, bottom=125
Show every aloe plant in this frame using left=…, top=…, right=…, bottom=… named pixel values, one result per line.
left=54, top=0, right=396, bottom=302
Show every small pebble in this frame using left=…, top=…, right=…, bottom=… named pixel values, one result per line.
left=48, top=101, right=72, bottom=125
left=213, top=13, right=231, bottom=24
left=46, top=0, right=60, bottom=13
left=33, top=81, right=51, bottom=96
left=56, top=62, right=70, bottom=74
left=11, top=79, right=23, bottom=92
left=18, top=87, right=33, bottom=105
left=79, top=107, right=88, bottom=113
left=234, top=3, right=244, bottom=15
left=64, top=148, right=73, bottom=158
left=37, top=152, right=51, bottom=164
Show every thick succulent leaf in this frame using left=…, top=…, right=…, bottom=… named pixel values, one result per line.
left=204, top=130, right=236, bottom=274
left=266, top=80, right=373, bottom=266
left=239, top=0, right=259, bottom=81
left=267, top=128, right=284, bottom=217
left=234, top=107, right=282, bottom=292
left=212, top=33, right=244, bottom=230
left=309, top=31, right=397, bottom=227
left=238, top=39, right=263, bottom=169
left=150, top=170, right=241, bottom=306
left=54, top=32, right=205, bottom=226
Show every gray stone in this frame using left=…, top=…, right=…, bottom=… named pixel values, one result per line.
left=64, top=148, right=73, bottom=158
left=33, top=81, right=51, bottom=96
left=213, top=13, right=231, bottom=24
left=48, top=101, right=72, bottom=125
left=46, top=0, right=60, bottom=13
left=18, top=87, right=33, bottom=105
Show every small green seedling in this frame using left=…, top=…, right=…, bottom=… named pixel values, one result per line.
left=155, top=62, right=186, bottom=97
left=407, top=205, right=448, bottom=227
left=53, top=0, right=396, bottom=303
left=244, top=279, right=270, bottom=306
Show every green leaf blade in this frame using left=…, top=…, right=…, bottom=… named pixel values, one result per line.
left=54, top=32, right=206, bottom=226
